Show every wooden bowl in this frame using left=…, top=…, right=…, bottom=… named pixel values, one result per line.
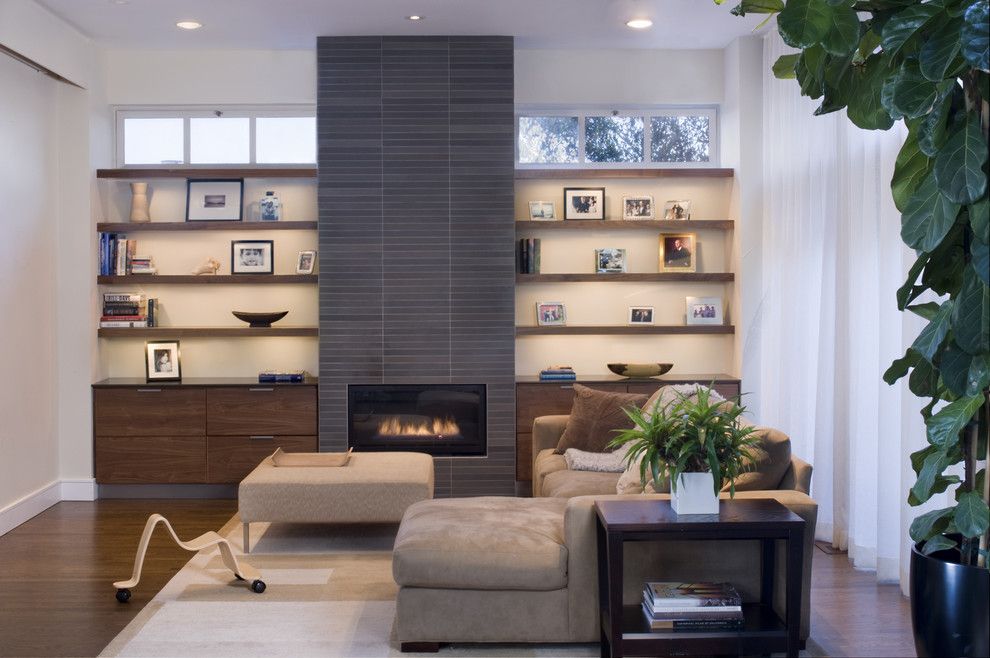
left=232, top=310, right=288, bottom=328
left=607, top=363, right=673, bottom=378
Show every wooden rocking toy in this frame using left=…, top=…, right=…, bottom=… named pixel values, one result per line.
left=113, top=513, right=265, bottom=602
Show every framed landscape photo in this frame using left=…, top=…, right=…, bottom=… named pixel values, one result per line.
left=145, top=340, right=181, bottom=382
left=186, top=179, right=244, bottom=222
left=686, top=296, right=724, bottom=325
left=296, top=250, right=317, bottom=274
left=662, top=199, right=691, bottom=221
left=536, top=301, right=567, bottom=326
left=622, top=195, right=655, bottom=220
left=528, top=201, right=557, bottom=220
left=231, top=240, right=274, bottom=275
left=628, top=306, right=655, bottom=325
left=563, top=187, right=605, bottom=220
left=595, top=248, right=627, bottom=273
left=659, top=233, right=696, bottom=272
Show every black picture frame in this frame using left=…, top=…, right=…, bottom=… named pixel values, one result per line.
left=563, top=187, right=606, bottom=220
left=186, top=178, right=244, bottom=222
left=145, top=340, right=181, bottom=382
left=231, top=239, right=275, bottom=275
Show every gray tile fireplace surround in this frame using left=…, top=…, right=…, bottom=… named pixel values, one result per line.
left=317, top=36, right=516, bottom=496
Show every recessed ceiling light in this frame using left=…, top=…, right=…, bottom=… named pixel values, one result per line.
left=176, top=20, right=202, bottom=30
left=626, top=18, right=653, bottom=29
left=406, top=15, right=424, bottom=21
left=110, top=0, right=130, bottom=5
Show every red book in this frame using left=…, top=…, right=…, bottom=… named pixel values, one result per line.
left=100, top=315, right=146, bottom=321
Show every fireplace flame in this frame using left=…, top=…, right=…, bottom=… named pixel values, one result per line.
left=377, top=416, right=460, bottom=438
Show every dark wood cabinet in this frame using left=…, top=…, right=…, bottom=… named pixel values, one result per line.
left=515, top=375, right=741, bottom=483
left=93, top=378, right=318, bottom=485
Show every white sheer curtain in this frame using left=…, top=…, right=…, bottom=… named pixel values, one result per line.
left=757, top=32, right=931, bottom=586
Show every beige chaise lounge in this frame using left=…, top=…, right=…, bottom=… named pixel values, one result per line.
left=391, top=415, right=816, bottom=651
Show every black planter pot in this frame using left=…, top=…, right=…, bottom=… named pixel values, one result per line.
left=910, top=542, right=989, bottom=658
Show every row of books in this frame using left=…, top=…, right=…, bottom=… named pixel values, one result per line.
left=101, top=292, right=158, bottom=328
left=539, top=366, right=575, bottom=381
left=99, top=233, right=157, bottom=275
left=641, top=581, right=743, bottom=631
left=517, top=238, right=541, bottom=274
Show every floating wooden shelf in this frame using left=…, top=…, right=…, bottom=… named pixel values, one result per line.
left=515, top=220, right=733, bottom=231
left=96, top=167, right=317, bottom=179
left=514, top=168, right=733, bottom=179
left=98, top=275, right=317, bottom=285
left=97, top=221, right=317, bottom=232
left=516, top=325, right=734, bottom=336
left=516, top=273, right=734, bottom=283
left=98, top=327, right=318, bottom=338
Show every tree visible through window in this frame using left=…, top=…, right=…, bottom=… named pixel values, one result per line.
left=517, top=116, right=579, bottom=164
left=585, top=116, right=644, bottom=163
left=651, top=116, right=710, bottom=163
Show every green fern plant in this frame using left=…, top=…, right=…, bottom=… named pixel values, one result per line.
left=608, top=387, right=763, bottom=496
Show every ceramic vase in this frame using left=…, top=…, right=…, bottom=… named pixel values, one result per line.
left=671, top=472, right=720, bottom=514
left=130, top=182, right=150, bottom=223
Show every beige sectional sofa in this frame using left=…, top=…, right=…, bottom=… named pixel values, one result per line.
left=392, top=412, right=818, bottom=650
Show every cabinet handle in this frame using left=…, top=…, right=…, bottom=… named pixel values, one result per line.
left=136, top=388, right=161, bottom=393
left=559, top=385, right=574, bottom=390
left=249, top=387, right=274, bottom=392
left=249, top=435, right=275, bottom=440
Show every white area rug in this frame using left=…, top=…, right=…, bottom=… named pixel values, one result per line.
left=99, top=518, right=600, bottom=658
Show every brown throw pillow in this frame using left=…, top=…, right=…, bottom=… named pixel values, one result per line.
left=555, top=384, right=648, bottom=454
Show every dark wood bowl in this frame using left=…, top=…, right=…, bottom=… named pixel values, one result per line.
left=232, top=311, right=289, bottom=328
left=607, top=363, right=673, bottom=378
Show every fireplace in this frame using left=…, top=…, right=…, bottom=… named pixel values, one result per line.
left=347, top=384, right=486, bottom=457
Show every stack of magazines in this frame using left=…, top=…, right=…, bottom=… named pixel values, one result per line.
left=539, top=366, right=575, bottom=381
left=641, top=582, right=743, bottom=631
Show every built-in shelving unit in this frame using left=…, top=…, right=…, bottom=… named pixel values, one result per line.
left=516, top=273, right=734, bottom=283
left=96, top=167, right=317, bottom=179
left=97, top=327, right=318, bottom=338
left=515, top=219, right=733, bottom=231
left=98, top=275, right=317, bottom=285
left=514, top=168, right=734, bottom=179
left=516, top=325, right=734, bottom=336
left=97, top=221, right=317, bottom=232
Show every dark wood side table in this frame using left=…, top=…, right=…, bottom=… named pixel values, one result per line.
left=594, top=498, right=805, bottom=658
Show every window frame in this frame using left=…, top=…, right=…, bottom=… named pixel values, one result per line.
left=113, top=105, right=316, bottom=168
left=514, top=104, right=719, bottom=169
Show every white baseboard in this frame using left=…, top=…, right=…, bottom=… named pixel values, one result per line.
left=0, top=481, right=61, bottom=537
left=61, top=478, right=97, bottom=501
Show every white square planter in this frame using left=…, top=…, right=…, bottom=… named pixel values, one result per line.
left=671, top=472, right=720, bottom=514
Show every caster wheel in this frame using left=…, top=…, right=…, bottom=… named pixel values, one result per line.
left=251, top=580, right=266, bottom=594
left=116, top=588, right=131, bottom=603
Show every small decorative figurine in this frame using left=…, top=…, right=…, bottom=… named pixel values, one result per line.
left=191, top=257, right=221, bottom=275
left=260, top=191, right=281, bottom=221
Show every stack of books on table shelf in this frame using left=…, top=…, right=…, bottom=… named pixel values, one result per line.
left=99, top=233, right=137, bottom=275
left=129, top=256, right=156, bottom=275
left=641, top=582, right=744, bottom=632
left=100, top=293, right=158, bottom=328
left=539, top=366, right=576, bottom=381
left=517, top=238, right=541, bottom=274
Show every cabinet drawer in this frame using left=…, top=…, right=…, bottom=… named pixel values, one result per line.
left=516, top=432, right=533, bottom=482
left=94, top=436, right=206, bottom=483
left=93, top=388, right=206, bottom=437
left=516, top=383, right=627, bottom=432
left=207, top=435, right=317, bottom=483
left=206, top=387, right=316, bottom=436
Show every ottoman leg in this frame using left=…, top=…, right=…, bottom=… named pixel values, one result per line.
left=401, top=642, right=439, bottom=653
left=243, top=523, right=250, bottom=553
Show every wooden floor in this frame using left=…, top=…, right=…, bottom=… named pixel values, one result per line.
left=0, top=500, right=915, bottom=657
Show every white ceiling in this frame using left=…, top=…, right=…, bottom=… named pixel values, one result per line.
left=36, top=0, right=766, bottom=50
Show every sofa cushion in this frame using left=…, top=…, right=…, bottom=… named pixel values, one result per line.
left=727, top=420, right=792, bottom=491
left=542, top=469, right=622, bottom=498
left=555, top=384, right=647, bottom=454
left=393, top=497, right=570, bottom=591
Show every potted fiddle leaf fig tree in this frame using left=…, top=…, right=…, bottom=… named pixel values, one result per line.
left=716, top=1, right=989, bottom=655
left=608, top=386, right=761, bottom=514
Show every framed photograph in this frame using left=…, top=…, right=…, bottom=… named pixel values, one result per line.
left=231, top=240, right=274, bottom=275
left=296, top=250, right=317, bottom=274
left=622, top=196, right=655, bottom=220
left=629, top=306, right=655, bottom=325
left=186, top=179, right=244, bottom=222
left=595, top=248, right=627, bottom=273
left=145, top=341, right=181, bottom=382
left=536, top=301, right=567, bottom=326
left=662, top=199, right=691, bottom=221
left=659, top=233, right=696, bottom=272
left=528, top=201, right=557, bottom=220
left=563, top=187, right=605, bottom=220
left=686, top=296, right=724, bottom=325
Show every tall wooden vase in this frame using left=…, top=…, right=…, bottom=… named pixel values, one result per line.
left=130, top=182, right=151, bottom=223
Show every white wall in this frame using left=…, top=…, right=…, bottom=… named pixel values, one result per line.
left=0, top=52, right=60, bottom=528
left=0, top=0, right=93, bottom=87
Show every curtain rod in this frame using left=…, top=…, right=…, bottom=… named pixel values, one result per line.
left=0, top=42, right=84, bottom=89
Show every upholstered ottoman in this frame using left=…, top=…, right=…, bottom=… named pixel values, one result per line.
left=238, top=451, right=434, bottom=552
